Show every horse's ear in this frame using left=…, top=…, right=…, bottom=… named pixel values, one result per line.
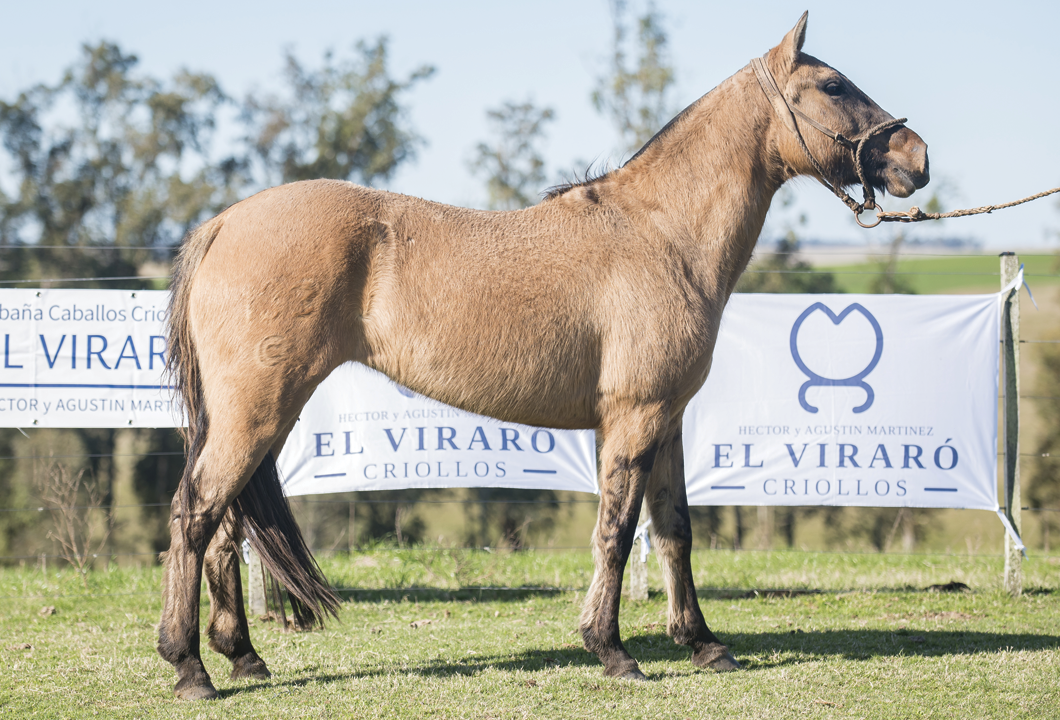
left=771, top=11, right=808, bottom=75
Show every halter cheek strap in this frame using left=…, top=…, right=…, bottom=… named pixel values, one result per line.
left=750, top=54, right=906, bottom=228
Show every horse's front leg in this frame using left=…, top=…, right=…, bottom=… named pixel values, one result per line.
left=204, top=512, right=271, bottom=680
left=645, top=422, right=740, bottom=671
left=580, top=404, right=668, bottom=680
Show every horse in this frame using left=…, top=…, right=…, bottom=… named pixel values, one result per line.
left=159, top=13, right=929, bottom=699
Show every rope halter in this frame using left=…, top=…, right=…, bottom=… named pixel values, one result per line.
left=750, top=55, right=907, bottom=228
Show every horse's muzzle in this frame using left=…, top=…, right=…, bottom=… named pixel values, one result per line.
left=882, top=126, right=929, bottom=198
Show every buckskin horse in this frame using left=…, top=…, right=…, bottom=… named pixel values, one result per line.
left=160, top=13, right=928, bottom=699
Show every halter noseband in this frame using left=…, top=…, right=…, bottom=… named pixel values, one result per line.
left=750, top=55, right=906, bottom=228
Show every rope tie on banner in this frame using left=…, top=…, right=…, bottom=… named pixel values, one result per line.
left=1019, top=264, right=1039, bottom=310
left=996, top=509, right=1026, bottom=557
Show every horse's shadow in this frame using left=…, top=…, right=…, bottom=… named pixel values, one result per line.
left=217, top=628, right=1060, bottom=696
left=634, top=629, right=1060, bottom=668
left=334, top=586, right=566, bottom=603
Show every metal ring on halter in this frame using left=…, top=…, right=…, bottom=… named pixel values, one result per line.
left=855, top=203, right=884, bottom=229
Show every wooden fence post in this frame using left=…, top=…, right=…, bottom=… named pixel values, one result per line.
left=629, top=500, right=649, bottom=601
left=1000, top=252, right=1022, bottom=596
left=248, top=546, right=267, bottom=617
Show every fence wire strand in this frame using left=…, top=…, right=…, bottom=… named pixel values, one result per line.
left=0, top=275, right=169, bottom=285
left=2, top=250, right=1059, bottom=578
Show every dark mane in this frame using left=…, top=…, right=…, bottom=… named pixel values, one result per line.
left=543, top=162, right=613, bottom=200
left=543, top=93, right=707, bottom=202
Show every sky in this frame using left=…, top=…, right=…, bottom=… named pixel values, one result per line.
left=2, top=0, right=1058, bottom=251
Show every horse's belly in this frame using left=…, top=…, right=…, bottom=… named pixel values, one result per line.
left=362, top=318, right=601, bottom=430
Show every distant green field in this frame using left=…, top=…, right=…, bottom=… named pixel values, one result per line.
left=2, top=549, right=1058, bottom=719
left=818, top=253, right=1059, bottom=295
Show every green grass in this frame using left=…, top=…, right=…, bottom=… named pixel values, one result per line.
left=2, top=549, right=1058, bottom=718
left=817, top=253, right=1060, bottom=295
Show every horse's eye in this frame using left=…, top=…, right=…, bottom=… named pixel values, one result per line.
left=823, top=81, right=844, bottom=97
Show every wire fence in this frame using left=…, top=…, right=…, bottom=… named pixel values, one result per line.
left=1, top=248, right=1059, bottom=586
left=4, top=269, right=1057, bottom=286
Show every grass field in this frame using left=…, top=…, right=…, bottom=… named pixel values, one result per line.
left=4, top=251, right=1059, bottom=717
left=2, top=549, right=1058, bottom=718
left=811, top=251, right=1059, bottom=295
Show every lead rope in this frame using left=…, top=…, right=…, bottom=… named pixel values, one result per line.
left=876, top=186, right=1060, bottom=224
left=750, top=55, right=1060, bottom=228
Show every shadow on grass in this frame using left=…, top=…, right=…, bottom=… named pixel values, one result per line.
left=334, top=584, right=1055, bottom=605
left=694, top=586, right=1058, bottom=599
left=640, top=629, right=1060, bottom=668
left=335, top=586, right=567, bottom=603
left=215, top=628, right=1060, bottom=697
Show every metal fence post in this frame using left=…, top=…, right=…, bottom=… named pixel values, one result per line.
left=1000, top=252, right=1022, bottom=596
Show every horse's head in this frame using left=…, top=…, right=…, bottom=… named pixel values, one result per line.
left=762, top=12, right=929, bottom=202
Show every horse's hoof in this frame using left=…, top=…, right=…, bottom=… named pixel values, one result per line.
left=693, top=642, right=742, bottom=672
left=230, top=653, right=272, bottom=680
left=173, top=678, right=218, bottom=701
left=603, top=660, right=645, bottom=680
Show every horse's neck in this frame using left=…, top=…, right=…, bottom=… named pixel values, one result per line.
left=614, top=67, right=782, bottom=296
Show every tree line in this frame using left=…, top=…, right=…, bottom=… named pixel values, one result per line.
left=2, top=1, right=1056, bottom=565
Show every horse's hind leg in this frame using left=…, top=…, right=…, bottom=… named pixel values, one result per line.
left=644, top=422, right=740, bottom=671
left=580, top=403, right=669, bottom=680
left=202, top=418, right=300, bottom=681
left=158, top=430, right=280, bottom=700
left=204, top=512, right=270, bottom=680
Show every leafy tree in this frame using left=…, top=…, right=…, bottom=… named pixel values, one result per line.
left=0, top=38, right=437, bottom=560
left=869, top=231, right=917, bottom=295
left=469, top=100, right=554, bottom=210
left=870, top=185, right=954, bottom=295
left=242, top=39, right=434, bottom=187
left=0, top=41, right=241, bottom=284
left=735, top=234, right=839, bottom=294
left=592, top=0, right=676, bottom=153
left=0, top=42, right=241, bottom=563
left=1029, top=297, right=1060, bottom=551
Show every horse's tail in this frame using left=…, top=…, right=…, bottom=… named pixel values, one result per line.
left=166, top=215, right=340, bottom=628
left=167, top=215, right=225, bottom=548
left=230, top=453, right=342, bottom=628
left=167, top=213, right=225, bottom=448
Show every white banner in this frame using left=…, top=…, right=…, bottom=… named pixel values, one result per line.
left=0, top=289, right=176, bottom=427
left=276, top=363, right=599, bottom=495
left=0, top=287, right=1004, bottom=516
left=684, top=292, right=1001, bottom=510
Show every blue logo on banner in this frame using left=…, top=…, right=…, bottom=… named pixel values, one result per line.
left=392, top=382, right=416, bottom=398
left=789, top=302, right=883, bottom=414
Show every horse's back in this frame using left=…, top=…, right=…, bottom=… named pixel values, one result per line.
left=187, top=180, right=606, bottom=428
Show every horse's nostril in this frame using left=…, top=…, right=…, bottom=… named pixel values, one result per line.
left=917, top=153, right=930, bottom=186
